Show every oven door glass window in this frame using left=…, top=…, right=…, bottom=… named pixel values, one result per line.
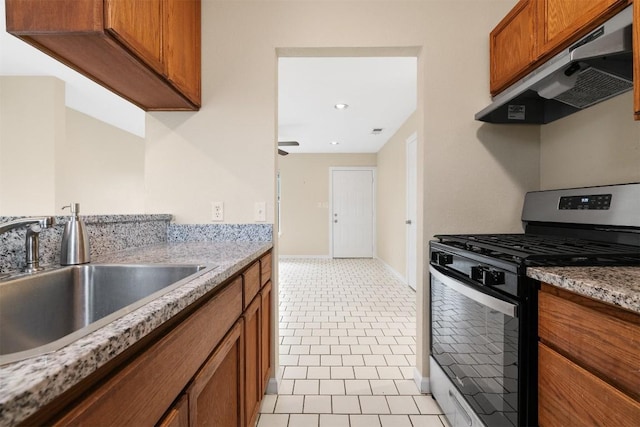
left=431, top=267, right=519, bottom=426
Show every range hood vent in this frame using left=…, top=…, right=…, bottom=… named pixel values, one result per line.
left=476, top=5, right=633, bottom=124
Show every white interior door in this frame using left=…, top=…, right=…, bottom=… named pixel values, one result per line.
left=331, top=168, right=375, bottom=258
left=406, top=134, right=417, bottom=290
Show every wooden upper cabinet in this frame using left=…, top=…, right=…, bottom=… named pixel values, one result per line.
left=164, top=0, right=201, bottom=105
left=537, top=0, right=626, bottom=56
left=105, top=0, right=164, bottom=75
left=490, top=0, right=537, bottom=95
left=5, top=0, right=201, bottom=111
left=489, top=0, right=630, bottom=96
left=634, top=0, right=640, bottom=120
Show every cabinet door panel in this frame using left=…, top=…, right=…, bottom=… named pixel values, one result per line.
left=157, top=395, right=189, bottom=427
left=537, top=0, right=624, bottom=55
left=165, top=0, right=201, bottom=105
left=105, top=0, right=164, bottom=74
left=260, top=281, right=272, bottom=394
left=539, top=343, right=640, bottom=427
left=243, top=296, right=262, bottom=427
left=490, top=0, right=537, bottom=94
left=188, top=322, right=244, bottom=427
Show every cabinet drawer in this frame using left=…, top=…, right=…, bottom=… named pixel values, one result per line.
left=54, top=279, right=242, bottom=426
left=260, top=252, right=272, bottom=287
left=538, top=288, right=640, bottom=399
left=243, top=261, right=261, bottom=309
left=539, top=343, right=640, bottom=427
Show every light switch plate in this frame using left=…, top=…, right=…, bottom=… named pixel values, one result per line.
left=255, top=202, right=266, bottom=222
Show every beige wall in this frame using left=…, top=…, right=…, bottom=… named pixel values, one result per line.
left=376, top=111, right=418, bottom=278
left=0, top=76, right=145, bottom=216
left=142, top=0, right=540, bottom=380
left=278, top=153, right=377, bottom=256
left=1, top=76, right=61, bottom=215
left=540, top=92, right=640, bottom=189
left=59, top=109, right=145, bottom=214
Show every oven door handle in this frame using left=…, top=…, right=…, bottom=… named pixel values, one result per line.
left=430, top=266, right=518, bottom=318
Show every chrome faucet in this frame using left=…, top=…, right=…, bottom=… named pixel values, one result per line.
left=0, top=217, right=56, bottom=272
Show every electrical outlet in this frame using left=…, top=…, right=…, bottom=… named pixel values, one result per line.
left=211, top=202, right=224, bottom=221
left=255, top=202, right=266, bottom=222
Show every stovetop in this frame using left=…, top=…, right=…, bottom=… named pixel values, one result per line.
left=435, top=233, right=640, bottom=267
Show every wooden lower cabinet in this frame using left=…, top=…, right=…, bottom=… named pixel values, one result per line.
left=187, top=321, right=245, bottom=427
left=539, top=343, right=640, bottom=426
left=538, top=283, right=640, bottom=426
left=158, top=395, right=189, bottom=427
left=260, top=281, right=273, bottom=393
left=243, top=296, right=262, bottom=427
left=53, top=278, right=243, bottom=426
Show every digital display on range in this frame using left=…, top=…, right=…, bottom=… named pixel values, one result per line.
left=559, top=194, right=612, bottom=210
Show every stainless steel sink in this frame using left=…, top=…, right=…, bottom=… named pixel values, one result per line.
left=0, top=263, right=209, bottom=364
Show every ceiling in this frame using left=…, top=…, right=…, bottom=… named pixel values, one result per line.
left=278, top=57, right=417, bottom=154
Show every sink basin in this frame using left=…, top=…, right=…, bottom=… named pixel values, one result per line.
left=0, top=263, right=209, bottom=364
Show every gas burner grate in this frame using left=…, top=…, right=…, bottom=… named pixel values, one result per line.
left=436, top=233, right=640, bottom=265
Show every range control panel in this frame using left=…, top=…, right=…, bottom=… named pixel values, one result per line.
left=559, top=194, right=612, bottom=210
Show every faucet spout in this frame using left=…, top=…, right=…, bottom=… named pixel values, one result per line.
left=0, top=216, right=56, bottom=272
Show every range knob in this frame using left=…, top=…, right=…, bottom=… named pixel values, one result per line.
left=471, top=266, right=505, bottom=286
left=432, top=251, right=453, bottom=266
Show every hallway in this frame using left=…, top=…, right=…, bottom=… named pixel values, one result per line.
left=257, top=258, right=447, bottom=427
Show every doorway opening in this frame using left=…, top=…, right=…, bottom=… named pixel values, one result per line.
left=274, top=49, right=421, bottom=399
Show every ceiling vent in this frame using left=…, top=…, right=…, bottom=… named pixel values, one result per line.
left=371, top=128, right=383, bottom=135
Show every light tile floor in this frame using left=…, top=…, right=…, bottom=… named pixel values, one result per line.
left=257, top=258, right=448, bottom=427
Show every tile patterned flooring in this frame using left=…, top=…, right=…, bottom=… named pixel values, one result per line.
left=257, top=258, right=448, bottom=427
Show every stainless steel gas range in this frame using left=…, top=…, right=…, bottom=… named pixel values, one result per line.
left=429, top=183, right=640, bottom=427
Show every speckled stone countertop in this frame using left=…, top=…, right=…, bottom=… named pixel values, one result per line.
left=0, top=241, right=272, bottom=427
left=527, top=266, right=640, bottom=314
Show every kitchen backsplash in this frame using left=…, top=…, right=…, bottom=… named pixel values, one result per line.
left=167, top=224, right=272, bottom=242
left=0, top=216, right=272, bottom=273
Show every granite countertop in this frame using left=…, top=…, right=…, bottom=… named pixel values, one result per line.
left=527, top=266, right=640, bottom=314
left=0, top=241, right=272, bottom=427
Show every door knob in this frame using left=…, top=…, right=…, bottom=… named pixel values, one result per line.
left=405, top=220, right=412, bottom=225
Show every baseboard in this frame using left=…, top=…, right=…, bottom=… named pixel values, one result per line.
left=375, top=256, right=407, bottom=284
left=266, top=377, right=279, bottom=394
left=278, top=255, right=331, bottom=259
left=265, top=366, right=284, bottom=394
left=413, top=367, right=430, bottom=394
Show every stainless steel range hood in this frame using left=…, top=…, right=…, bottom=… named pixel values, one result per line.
left=476, top=5, right=633, bottom=124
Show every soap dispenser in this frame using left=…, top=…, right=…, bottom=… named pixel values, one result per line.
left=60, top=203, right=91, bottom=265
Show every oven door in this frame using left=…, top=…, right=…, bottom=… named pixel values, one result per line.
left=430, top=265, right=520, bottom=427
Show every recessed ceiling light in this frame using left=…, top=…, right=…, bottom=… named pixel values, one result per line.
left=334, top=103, right=349, bottom=110
left=330, top=141, right=339, bottom=145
